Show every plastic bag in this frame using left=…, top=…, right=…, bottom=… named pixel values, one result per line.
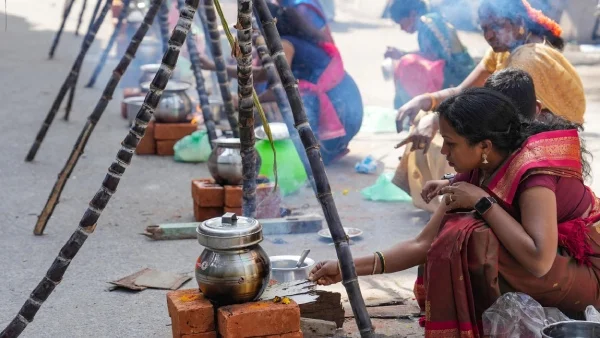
left=585, top=305, right=600, bottom=323
left=360, top=172, right=412, bottom=202
left=482, top=293, right=570, bottom=338
left=173, top=130, right=212, bottom=163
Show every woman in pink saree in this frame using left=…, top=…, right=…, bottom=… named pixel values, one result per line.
left=309, top=88, right=600, bottom=337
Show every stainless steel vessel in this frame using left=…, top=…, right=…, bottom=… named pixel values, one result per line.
left=195, top=213, right=271, bottom=305
left=140, top=81, right=193, bottom=123
left=207, top=138, right=243, bottom=185
left=541, top=321, right=600, bottom=338
left=270, top=255, right=315, bottom=283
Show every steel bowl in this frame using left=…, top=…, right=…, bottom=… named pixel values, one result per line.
left=123, top=96, right=147, bottom=124
left=270, top=255, right=315, bottom=283
left=541, top=321, right=600, bottom=337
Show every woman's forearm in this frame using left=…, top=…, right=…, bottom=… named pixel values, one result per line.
left=351, top=239, right=427, bottom=277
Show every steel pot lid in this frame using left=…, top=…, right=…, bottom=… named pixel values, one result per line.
left=197, top=213, right=263, bottom=250
left=212, top=137, right=241, bottom=148
left=254, top=122, right=290, bottom=141
left=140, top=81, right=191, bottom=92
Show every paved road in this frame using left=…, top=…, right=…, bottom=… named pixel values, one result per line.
left=1, top=1, right=600, bottom=337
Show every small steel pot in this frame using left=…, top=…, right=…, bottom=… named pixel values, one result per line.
left=270, top=255, right=315, bottom=283
left=541, top=321, right=600, bottom=337
left=208, top=138, right=243, bottom=185
left=140, top=81, right=193, bottom=123
left=123, top=96, right=147, bottom=124
left=195, top=213, right=271, bottom=305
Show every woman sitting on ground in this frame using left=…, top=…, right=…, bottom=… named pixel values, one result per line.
left=384, top=0, right=475, bottom=109
left=310, top=88, right=600, bottom=337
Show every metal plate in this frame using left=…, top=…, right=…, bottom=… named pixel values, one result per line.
left=317, top=227, right=363, bottom=239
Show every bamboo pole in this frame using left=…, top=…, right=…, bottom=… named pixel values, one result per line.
left=236, top=0, right=257, bottom=217
left=49, top=0, right=76, bottom=59
left=33, top=0, right=164, bottom=236
left=25, top=0, right=112, bottom=162
left=252, top=1, right=374, bottom=336
left=84, top=0, right=132, bottom=89
left=0, top=2, right=198, bottom=337
left=158, top=0, right=170, bottom=54
left=86, top=0, right=103, bottom=34
left=203, top=0, right=239, bottom=137
left=176, top=0, right=218, bottom=145
left=251, top=20, right=316, bottom=194
left=75, top=0, right=87, bottom=36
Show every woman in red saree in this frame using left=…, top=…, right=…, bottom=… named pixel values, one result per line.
left=309, top=88, right=600, bottom=337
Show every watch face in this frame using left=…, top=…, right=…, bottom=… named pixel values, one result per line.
left=475, top=197, right=493, bottom=214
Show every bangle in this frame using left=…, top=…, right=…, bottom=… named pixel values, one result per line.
left=371, top=252, right=378, bottom=275
left=426, top=93, right=438, bottom=111
left=375, top=251, right=386, bottom=274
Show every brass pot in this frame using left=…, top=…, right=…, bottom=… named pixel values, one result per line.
left=195, top=213, right=271, bottom=305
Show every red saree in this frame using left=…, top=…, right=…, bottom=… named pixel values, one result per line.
left=415, top=129, right=600, bottom=337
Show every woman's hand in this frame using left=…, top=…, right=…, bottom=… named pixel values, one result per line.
left=395, top=112, right=438, bottom=153
left=308, top=260, right=341, bottom=286
left=384, top=47, right=405, bottom=60
left=395, top=95, right=432, bottom=133
left=421, top=179, right=451, bottom=204
left=199, top=55, right=216, bottom=71
left=440, top=182, right=490, bottom=210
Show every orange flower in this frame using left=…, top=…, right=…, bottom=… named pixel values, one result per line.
left=522, top=0, right=562, bottom=37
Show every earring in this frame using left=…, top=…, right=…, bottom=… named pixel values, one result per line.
left=482, top=153, right=489, bottom=164
left=518, top=26, right=525, bottom=35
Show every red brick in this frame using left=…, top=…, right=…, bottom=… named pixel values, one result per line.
left=194, top=203, right=224, bottom=222
left=224, top=185, right=243, bottom=208
left=262, top=331, right=304, bottom=338
left=135, top=121, right=156, bottom=155
left=154, top=122, right=197, bottom=140
left=181, top=332, right=217, bottom=338
left=217, top=300, right=301, bottom=338
left=224, top=206, right=242, bottom=216
left=167, top=289, right=215, bottom=338
left=192, top=180, right=224, bottom=207
left=156, top=139, right=178, bottom=156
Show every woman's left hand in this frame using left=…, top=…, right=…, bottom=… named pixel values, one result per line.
left=439, top=182, right=490, bottom=210
left=199, top=55, right=216, bottom=71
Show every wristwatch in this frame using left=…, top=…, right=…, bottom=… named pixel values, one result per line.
left=474, top=196, right=497, bottom=216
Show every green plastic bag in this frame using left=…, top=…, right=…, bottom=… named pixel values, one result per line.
left=361, top=172, right=412, bottom=202
left=174, top=130, right=212, bottom=163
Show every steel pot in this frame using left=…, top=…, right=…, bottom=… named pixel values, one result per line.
left=140, top=81, right=193, bottom=123
left=208, top=138, right=262, bottom=186
left=195, top=213, right=271, bottom=305
left=270, top=255, right=315, bottom=283
left=123, top=96, right=150, bottom=124
left=541, top=321, right=600, bottom=337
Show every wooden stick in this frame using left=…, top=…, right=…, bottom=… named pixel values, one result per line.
left=49, top=0, right=76, bottom=59
left=86, top=0, right=103, bottom=35
left=236, top=0, right=257, bottom=217
left=176, top=0, right=218, bottom=145
left=33, top=0, right=164, bottom=236
left=75, top=0, right=87, bottom=36
left=1, top=2, right=198, bottom=336
left=84, top=0, right=132, bottom=89
left=252, top=1, right=374, bottom=336
left=158, top=0, right=170, bottom=54
left=25, top=0, right=112, bottom=162
left=251, top=20, right=316, bottom=194
left=203, top=0, right=239, bottom=137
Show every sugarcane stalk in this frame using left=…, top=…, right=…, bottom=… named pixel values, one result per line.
left=252, top=20, right=316, bottom=194
left=75, top=0, right=87, bottom=35
left=196, top=8, right=220, bottom=99
left=176, top=0, right=217, bottom=145
left=86, top=0, right=103, bottom=34
left=84, top=0, right=132, bottom=88
left=253, top=1, right=374, bottom=336
left=1, top=2, right=198, bottom=337
left=203, top=0, right=239, bottom=137
left=25, top=0, right=112, bottom=162
left=235, top=0, right=257, bottom=216
left=64, top=76, right=78, bottom=121
left=49, top=0, right=76, bottom=59
left=158, top=0, right=170, bottom=54
left=33, top=0, right=164, bottom=236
